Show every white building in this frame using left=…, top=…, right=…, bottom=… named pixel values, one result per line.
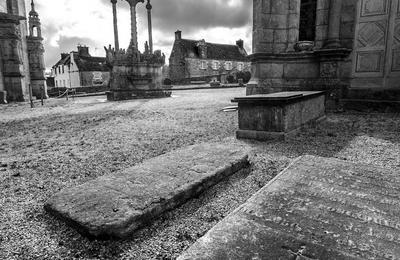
left=52, top=46, right=110, bottom=89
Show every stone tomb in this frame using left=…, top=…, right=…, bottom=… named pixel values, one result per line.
left=232, top=91, right=325, bottom=140
left=45, top=143, right=249, bottom=239
left=179, top=155, right=400, bottom=259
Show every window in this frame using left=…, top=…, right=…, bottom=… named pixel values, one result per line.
left=237, top=63, right=244, bottom=71
left=55, top=80, right=58, bottom=87
left=62, top=66, right=65, bottom=74
left=200, top=61, right=207, bottom=70
left=212, top=61, right=219, bottom=70
left=299, top=0, right=317, bottom=41
left=58, top=66, right=61, bottom=74
left=225, top=62, right=233, bottom=71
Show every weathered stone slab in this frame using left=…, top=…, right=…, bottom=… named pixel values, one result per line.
left=179, top=155, right=400, bottom=260
left=232, top=91, right=326, bottom=141
left=45, top=143, right=249, bottom=239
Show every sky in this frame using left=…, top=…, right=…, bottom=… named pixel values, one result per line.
left=26, top=0, right=253, bottom=70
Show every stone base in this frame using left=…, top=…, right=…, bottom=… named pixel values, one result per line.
left=107, top=89, right=172, bottom=101
left=340, top=99, right=400, bottom=112
left=0, top=91, right=7, bottom=104
left=236, top=116, right=326, bottom=141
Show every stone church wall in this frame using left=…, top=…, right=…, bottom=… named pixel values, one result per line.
left=0, top=2, right=6, bottom=12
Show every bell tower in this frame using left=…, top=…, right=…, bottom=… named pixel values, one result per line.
left=28, top=0, right=42, bottom=38
left=27, top=0, right=47, bottom=99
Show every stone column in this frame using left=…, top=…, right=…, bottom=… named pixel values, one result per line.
left=324, top=0, right=342, bottom=48
left=111, top=0, right=119, bottom=50
left=146, top=0, right=153, bottom=53
left=126, top=0, right=144, bottom=49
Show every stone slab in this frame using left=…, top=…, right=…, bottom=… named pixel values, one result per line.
left=45, top=143, right=249, bottom=239
left=179, top=155, right=400, bottom=260
left=232, top=91, right=324, bottom=105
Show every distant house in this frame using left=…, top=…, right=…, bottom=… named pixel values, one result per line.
left=52, top=46, right=110, bottom=89
left=169, top=31, right=251, bottom=84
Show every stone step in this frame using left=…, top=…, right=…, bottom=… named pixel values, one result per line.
left=45, top=143, right=249, bottom=239
left=178, top=155, right=400, bottom=260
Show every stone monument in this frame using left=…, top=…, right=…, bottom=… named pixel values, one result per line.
left=105, top=0, right=170, bottom=101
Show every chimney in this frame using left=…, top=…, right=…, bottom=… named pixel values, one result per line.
left=61, top=53, right=69, bottom=59
left=175, top=30, right=182, bottom=40
left=236, top=39, right=244, bottom=49
left=77, top=45, right=90, bottom=57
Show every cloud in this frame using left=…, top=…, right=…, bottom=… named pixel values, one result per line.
left=27, top=0, right=252, bottom=70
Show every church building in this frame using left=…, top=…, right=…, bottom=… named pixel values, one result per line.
left=250, top=0, right=400, bottom=108
left=169, top=31, right=251, bottom=84
left=0, top=0, right=47, bottom=103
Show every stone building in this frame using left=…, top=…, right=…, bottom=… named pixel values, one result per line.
left=169, top=31, right=251, bottom=84
left=0, top=0, right=47, bottom=103
left=250, top=0, right=400, bottom=107
left=52, top=46, right=110, bottom=90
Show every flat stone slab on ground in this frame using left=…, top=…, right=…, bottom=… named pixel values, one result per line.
left=179, top=155, right=400, bottom=260
left=45, top=143, right=249, bottom=239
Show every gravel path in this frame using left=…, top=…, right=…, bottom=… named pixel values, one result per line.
left=0, top=88, right=399, bottom=259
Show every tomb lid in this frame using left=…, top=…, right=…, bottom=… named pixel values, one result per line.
left=179, top=155, right=400, bottom=260
left=232, top=91, right=324, bottom=104
left=232, top=91, right=325, bottom=102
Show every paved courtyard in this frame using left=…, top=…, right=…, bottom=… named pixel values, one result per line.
left=1, top=88, right=400, bottom=259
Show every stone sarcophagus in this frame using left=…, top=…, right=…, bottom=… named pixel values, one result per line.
left=232, top=91, right=326, bottom=140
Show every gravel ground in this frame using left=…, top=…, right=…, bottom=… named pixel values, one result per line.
left=0, top=88, right=399, bottom=259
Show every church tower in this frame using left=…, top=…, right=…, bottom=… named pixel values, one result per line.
left=27, top=0, right=47, bottom=99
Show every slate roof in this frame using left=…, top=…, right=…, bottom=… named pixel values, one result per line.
left=178, top=39, right=248, bottom=61
left=52, top=52, right=109, bottom=72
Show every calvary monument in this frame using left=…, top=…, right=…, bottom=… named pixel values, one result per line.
left=105, top=0, right=170, bottom=101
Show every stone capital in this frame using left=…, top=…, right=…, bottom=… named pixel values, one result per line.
left=125, top=0, right=144, bottom=7
left=111, top=0, right=117, bottom=4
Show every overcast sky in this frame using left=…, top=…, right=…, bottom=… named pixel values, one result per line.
left=26, top=0, right=252, bottom=70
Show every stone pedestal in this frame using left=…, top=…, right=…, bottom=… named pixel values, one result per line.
left=232, top=91, right=325, bottom=140
left=105, top=47, right=171, bottom=101
left=107, top=62, right=171, bottom=101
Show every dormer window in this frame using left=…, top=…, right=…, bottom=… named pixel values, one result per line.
left=201, top=61, right=207, bottom=70
left=225, top=62, right=233, bottom=71
left=212, top=61, right=219, bottom=70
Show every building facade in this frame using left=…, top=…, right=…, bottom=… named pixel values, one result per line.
left=52, top=46, right=110, bottom=90
left=169, top=31, right=251, bottom=84
left=250, top=0, right=400, bottom=106
left=0, top=0, right=46, bottom=103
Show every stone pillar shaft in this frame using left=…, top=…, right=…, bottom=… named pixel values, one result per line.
left=126, top=0, right=144, bottom=49
left=111, top=0, right=119, bottom=50
left=324, top=0, right=342, bottom=48
left=146, top=1, right=153, bottom=53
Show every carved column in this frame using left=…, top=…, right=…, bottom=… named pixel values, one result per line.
left=111, top=0, right=119, bottom=50
left=324, top=0, right=342, bottom=48
left=146, top=0, right=153, bottom=53
left=126, top=0, right=144, bottom=49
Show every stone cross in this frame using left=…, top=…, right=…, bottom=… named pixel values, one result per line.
left=125, top=0, right=144, bottom=50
